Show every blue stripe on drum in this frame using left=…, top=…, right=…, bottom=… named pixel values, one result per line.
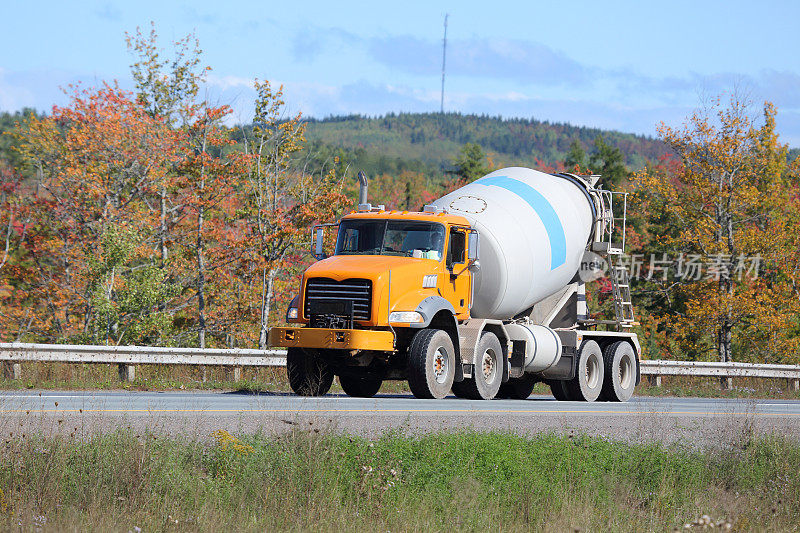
left=478, top=175, right=567, bottom=270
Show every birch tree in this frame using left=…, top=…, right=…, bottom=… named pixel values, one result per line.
left=242, top=81, right=348, bottom=348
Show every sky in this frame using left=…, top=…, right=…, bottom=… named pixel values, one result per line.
left=2, top=0, right=800, bottom=144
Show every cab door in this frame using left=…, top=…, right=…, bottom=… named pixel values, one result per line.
left=439, top=226, right=472, bottom=320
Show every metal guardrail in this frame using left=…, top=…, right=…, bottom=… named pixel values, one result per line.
left=0, top=343, right=286, bottom=366
left=1, top=343, right=799, bottom=389
left=0, top=343, right=286, bottom=381
left=639, top=360, right=800, bottom=379
left=639, top=360, right=800, bottom=390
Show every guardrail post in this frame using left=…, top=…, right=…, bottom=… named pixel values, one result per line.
left=3, top=362, right=21, bottom=380
left=790, top=379, right=799, bottom=392
left=224, top=366, right=242, bottom=382
left=721, top=377, right=732, bottom=390
left=647, top=375, right=662, bottom=388
left=118, top=363, right=135, bottom=382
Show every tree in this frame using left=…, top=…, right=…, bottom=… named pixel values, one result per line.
left=564, top=139, right=586, bottom=172
left=82, top=227, right=178, bottom=345
left=127, top=25, right=249, bottom=348
left=14, top=84, right=179, bottom=343
left=126, top=23, right=207, bottom=269
left=453, top=143, right=488, bottom=184
left=177, top=103, right=244, bottom=348
left=0, top=166, right=27, bottom=276
left=126, top=22, right=207, bottom=126
left=588, top=136, right=627, bottom=188
left=240, top=80, right=348, bottom=348
left=0, top=162, right=34, bottom=341
left=632, top=96, right=800, bottom=373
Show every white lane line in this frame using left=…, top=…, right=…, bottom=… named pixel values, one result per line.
left=0, top=394, right=88, bottom=400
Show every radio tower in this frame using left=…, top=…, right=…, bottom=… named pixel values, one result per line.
left=440, top=13, right=448, bottom=114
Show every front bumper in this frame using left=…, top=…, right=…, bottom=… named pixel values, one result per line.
left=268, top=327, right=395, bottom=351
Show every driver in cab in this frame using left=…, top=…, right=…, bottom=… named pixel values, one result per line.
left=420, top=231, right=443, bottom=260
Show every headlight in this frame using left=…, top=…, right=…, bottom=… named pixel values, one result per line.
left=286, top=307, right=299, bottom=320
left=389, top=311, right=424, bottom=324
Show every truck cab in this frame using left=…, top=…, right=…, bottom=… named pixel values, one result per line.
left=269, top=206, right=479, bottom=398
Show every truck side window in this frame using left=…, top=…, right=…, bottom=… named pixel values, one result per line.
left=447, top=230, right=466, bottom=268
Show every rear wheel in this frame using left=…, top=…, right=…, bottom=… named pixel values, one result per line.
left=600, top=341, right=637, bottom=402
left=286, top=347, right=334, bottom=396
left=339, top=375, right=383, bottom=398
left=451, top=331, right=503, bottom=400
left=407, top=328, right=456, bottom=399
left=566, top=340, right=604, bottom=402
left=549, top=380, right=571, bottom=401
left=497, top=374, right=538, bottom=400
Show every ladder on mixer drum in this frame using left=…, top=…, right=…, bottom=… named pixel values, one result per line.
left=581, top=184, right=637, bottom=330
left=608, top=257, right=635, bottom=328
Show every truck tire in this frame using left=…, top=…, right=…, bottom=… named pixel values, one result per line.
left=286, top=347, right=334, bottom=396
left=566, top=340, right=604, bottom=402
left=497, top=374, right=538, bottom=400
left=451, top=331, right=503, bottom=400
left=407, top=328, right=456, bottom=399
left=600, top=341, right=636, bottom=402
left=549, top=380, right=571, bottom=401
left=339, top=375, right=382, bottom=398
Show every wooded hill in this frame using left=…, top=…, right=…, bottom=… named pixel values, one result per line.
left=298, top=112, right=671, bottom=179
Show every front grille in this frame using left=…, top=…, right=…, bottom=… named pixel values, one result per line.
left=304, top=278, right=372, bottom=322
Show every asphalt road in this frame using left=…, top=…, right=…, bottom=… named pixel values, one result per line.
left=3, top=390, right=800, bottom=443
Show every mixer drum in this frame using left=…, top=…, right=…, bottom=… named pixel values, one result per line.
left=433, top=167, right=595, bottom=319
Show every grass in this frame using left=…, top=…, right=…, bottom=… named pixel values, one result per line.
left=2, top=362, right=800, bottom=400
left=0, top=428, right=798, bottom=531
left=633, top=375, right=800, bottom=400
left=0, top=362, right=412, bottom=395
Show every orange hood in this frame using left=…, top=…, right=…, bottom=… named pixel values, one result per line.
left=301, top=255, right=443, bottom=325
left=305, top=254, right=438, bottom=282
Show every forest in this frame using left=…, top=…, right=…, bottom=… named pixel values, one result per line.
left=1, top=27, right=799, bottom=365
left=298, top=112, right=668, bottom=177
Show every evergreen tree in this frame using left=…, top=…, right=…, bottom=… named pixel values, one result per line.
left=588, top=135, right=627, bottom=188
left=564, top=139, right=586, bottom=170
left=453, top=143, right=488, bottom=184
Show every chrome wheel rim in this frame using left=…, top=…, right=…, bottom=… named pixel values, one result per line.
left=618, top=354, right=632, bottom=389
left=433, top=347, right=449, bottom=384
left=585, top=354, right=600, bottom=389
left=482, top=348, right=497, bottom=383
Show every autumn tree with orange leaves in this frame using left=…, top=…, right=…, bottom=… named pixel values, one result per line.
left=632, top=96, right=800, bottom=371
left=0, top=26, right=349, bottom=348
left=12, top=84, right=181, bottom=344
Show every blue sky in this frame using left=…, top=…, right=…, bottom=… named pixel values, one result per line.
left=2, top=0, right=800, bottom=144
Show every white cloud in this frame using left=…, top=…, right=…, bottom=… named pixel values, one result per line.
left=205, top=74, right=255, bottom=91
left=0, top=67, right=36, bottom=110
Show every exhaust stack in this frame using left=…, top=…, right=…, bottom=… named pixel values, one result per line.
left=357, top=171, right=369, bottom=206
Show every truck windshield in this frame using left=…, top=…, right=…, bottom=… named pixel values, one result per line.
left=335, top=219, right=446, bottom=259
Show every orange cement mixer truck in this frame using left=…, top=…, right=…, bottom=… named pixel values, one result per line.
left=269, top=167, right=639, bottom=401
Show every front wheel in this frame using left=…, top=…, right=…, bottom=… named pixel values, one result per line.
left=286, top=347, right=334, bottom=396
left=407, top=328, right=455, bottom=399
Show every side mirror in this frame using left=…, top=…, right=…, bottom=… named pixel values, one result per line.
left=312, top=222, right=340, bottom=260
left=468, top=231, right=480, bottom=261
left=313, top=226, right=326, bottom=260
